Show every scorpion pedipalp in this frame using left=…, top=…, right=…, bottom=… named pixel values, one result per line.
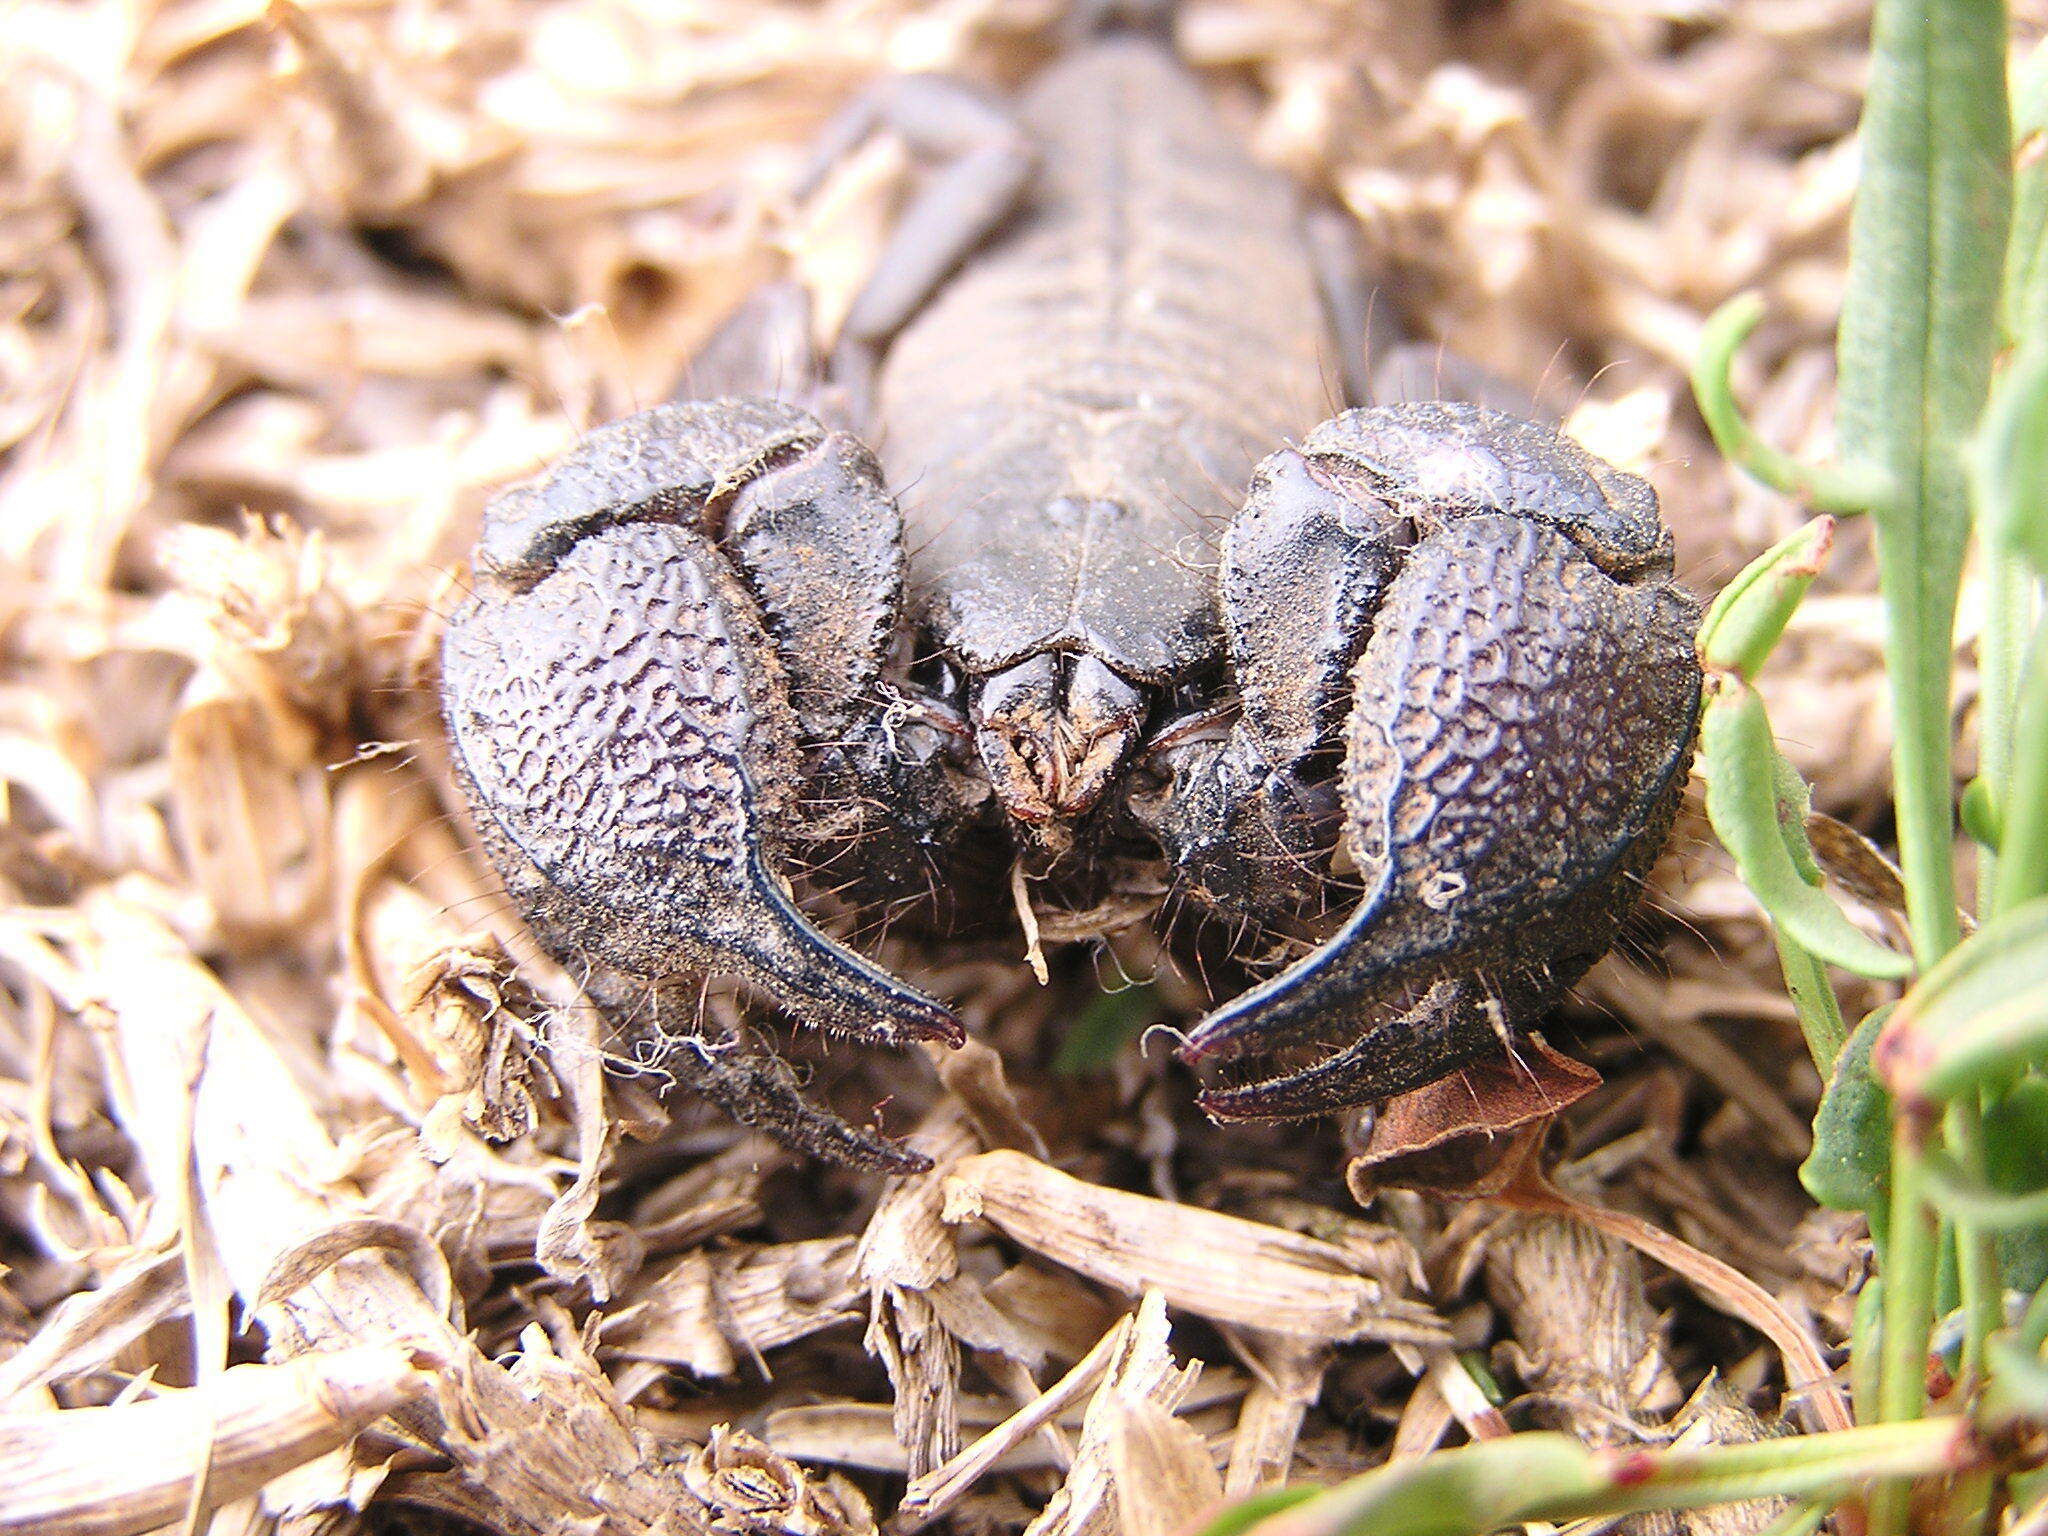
left=1176, top=403, right=1703, bottom=1117
left=442, top=401, right=959, bottom=1160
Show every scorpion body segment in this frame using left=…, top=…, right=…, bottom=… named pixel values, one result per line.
left=879, top=38, right=1330, bottom=682
left=440, top=25, right=1703, bottom=1170
left=872, top=37, right=1335, bottom=854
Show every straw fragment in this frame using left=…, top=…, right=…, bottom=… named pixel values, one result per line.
left=0, top=1344, right=425, bottom=1536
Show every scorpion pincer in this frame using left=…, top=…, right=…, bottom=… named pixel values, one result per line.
left=439, top=7, right=1704, bottom=1173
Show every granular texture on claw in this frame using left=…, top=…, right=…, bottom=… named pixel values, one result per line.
left=0, top=1, right=2036, bottom=1532
left=447, top=518, right=802, bottom=938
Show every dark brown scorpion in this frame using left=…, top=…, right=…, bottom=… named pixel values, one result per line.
left=439, top=9, right=1705, bottom=1173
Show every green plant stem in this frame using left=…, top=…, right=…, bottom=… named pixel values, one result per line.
left=1873, top=1122, right=1942, bottom=1536
left=1754, top=1501, right=1829, bottom=1536
left=1841, top=12, right=2009, bottom=1518
left=1995, top=619, right=2048, bottom=915
left=1778, top=935, right=1851, bottom=1073
left=1692, top=297, right=1892, bottom=513
left=1948, top=1097, right=2003, bottom=1392
left=2005, top=41, right=2048, bottom=346
left=1228, top=1419, right=1987, bottom=1536
left=2022, top=1284, right=2048, bottom=1354
left=1976, top=553, right=2034, bottom=899
left=1866, top=484, right=1965, bottom=962
left=1854, top=1278, right=1886, bottom=1424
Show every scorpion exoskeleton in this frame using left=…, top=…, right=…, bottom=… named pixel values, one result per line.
left=439, top=7, right=1704, bottom=1173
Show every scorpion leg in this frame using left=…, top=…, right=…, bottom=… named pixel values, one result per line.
left=1145, top=439, right=1406, bottom=922
left=795, top=74, right=1034, bottom=388
left=1303, top=208, right=1550, bottom=418
left=442, top=398, right=961, bottom=1167
left=679, top=281, right=822, bottom=409
left=1302, top=208, right=1540, bottom=421
left=1173, top=402, right=1702, bottom=1119
left=1302, top=206, right=1403, bottom=411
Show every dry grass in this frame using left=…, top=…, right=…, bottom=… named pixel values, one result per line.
left=2, top=1, right=2041, bottom=1532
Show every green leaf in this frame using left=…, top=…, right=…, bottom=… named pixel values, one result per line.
left=1803, top=1006, right=1896, bottom=1250
left=1880, top=895, right=2048, bottom=1103
left=1690, top=296, right=1890, bottom=514
left=1837, top=0, right=2012, bottom=970
left=1961, top=776, right=2004, bottom=850
left=1701, top=682, right=1913, bottom=978
left=2005, top=39, right=2048, bottom=347
left=1697, top=517, right=1838, bottom=682
left=1921, top=1080, right=2048, bottom=1291
left=1975, top=339, right=2048, bottom=576
left=1986, top=1081, right=2048, bottom=1204
left=1198, top=1489, right=1317, bottom=1536
left=1987, top=1333, right=2048, bottom=1421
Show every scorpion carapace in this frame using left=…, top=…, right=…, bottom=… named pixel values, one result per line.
left=440, top=25, right=1704, bottom=1174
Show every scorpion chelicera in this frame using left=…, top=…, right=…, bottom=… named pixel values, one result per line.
left=439, top=8, right=1705, bottom=1173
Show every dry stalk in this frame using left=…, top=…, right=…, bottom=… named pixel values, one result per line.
left=1484, top=1214, right=1793, bottom=1536
left=0, top=1344, right=425, bottom=1536
left=941, top=1151, right=1450, bottom=1347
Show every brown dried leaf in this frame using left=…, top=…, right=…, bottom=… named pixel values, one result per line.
left=1482, top=1214, right=1682, bottom=1444
left=165, top=684, right=329, bottom=941
left=1345, top=1034, right=1600, bottom=1201
left=0, top=1250, right=184, bottom=1408
left=1109, top=1397, right=1227, bottom=1536
left=859, top=1105, right=1045, bottom=1477
left=605, top=1239, right=863, bottom=1378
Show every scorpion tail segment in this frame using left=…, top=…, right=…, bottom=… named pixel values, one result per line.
left=672, top=1034, right=933, bottom=1176
left=1194, top=976, right=1498, bottom=1123
left=442, top=508, right=956, bottom=1054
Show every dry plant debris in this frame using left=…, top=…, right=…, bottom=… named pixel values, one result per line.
left=3, top=0, right=2044, bottom=1532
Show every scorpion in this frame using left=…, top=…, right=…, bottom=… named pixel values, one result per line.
left=439, top=5, right=1705, bottom=1174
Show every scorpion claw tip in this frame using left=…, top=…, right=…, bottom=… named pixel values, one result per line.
left=1174, top=986, right=1284, bottom=1065
left=1191, top=1086, right=1245, bottom=1123
left=916, top=1008, right=968, bottom=1049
